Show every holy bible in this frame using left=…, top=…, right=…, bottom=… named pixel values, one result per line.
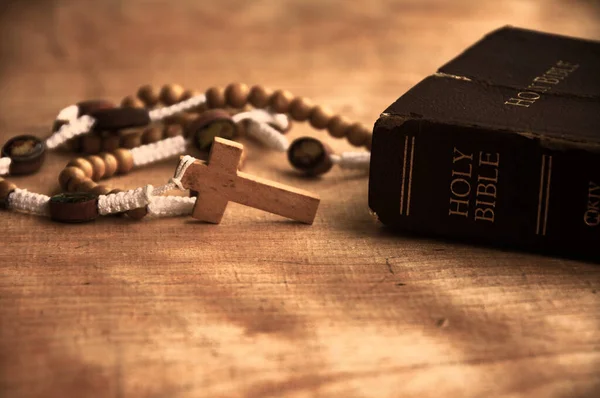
left=368, top=26, right=600, bottom=256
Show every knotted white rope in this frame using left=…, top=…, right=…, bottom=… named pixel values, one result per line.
left=55, top=104, right=79, bottom=124
left=97, top=185, right=154, bottom=215
left=45, top=115, right=96, bottom=150
left=148, top=94, right=207, bottom=122
left=130, top=136, right=189, bottom=167
left=245, top=120, right=290, bottom=152
left=0, top=157, right=11, bottom=176
left=147, top=195, right=196, bottom=218
left=168, top=155, right=197, bottom=191
left=7, top=188, right=50, bottom=216
left=330, top=152, right=371, bottom=169
left=232, top=109, right=289, bottom=132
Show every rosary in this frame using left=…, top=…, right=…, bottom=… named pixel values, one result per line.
left=0, top=83, right=372, bottom=224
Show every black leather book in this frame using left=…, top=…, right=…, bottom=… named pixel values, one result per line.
left=368, top=27, right=600, bottom=256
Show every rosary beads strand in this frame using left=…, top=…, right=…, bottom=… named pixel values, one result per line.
left=0, top=83, right=372, bottom=222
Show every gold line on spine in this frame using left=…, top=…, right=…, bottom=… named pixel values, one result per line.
left=399, top=135, right=408, bottom=215
left=406, top=137, right=416, bottom=216
left=543, top=156, right=553, bottom=236
left=536, top=155, right=546, bottom=235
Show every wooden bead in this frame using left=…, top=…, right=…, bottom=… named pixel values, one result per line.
left=49, top=192, right=99, bottom=223
left=74, top=178, right=98, bottom=193
left=113, top=149, right=134, bottom=174
left=59, top=167, right=86, bottom=191
left=99, top=153, right=118, bottom=178
left=185, top=109, right=237, bottom=151
left=205, top=87, right=226, bottom=109
left=287, top=137, right=333, bottom=176
left=159, top=84, right=185, bottom=105
left=346, top=123, right=372, bottom=147
left=164, top=124, right=183, bottom=138
left=142, top=126, right=163, bottom=144
left=327, top=115, right=351, bottom=138
left=89, top=108, right=150, bottom=132
left=90, top=184, right=112, bottom=196
left=108, top=188, right=148, bottom=220
left=309, top=106, right=334, bottom=130
left=101, top=134, right=121, bottom=152
left=86, top=155, right=106, bottom=181
left=80, top=134, right=102, bottom=154
left=0, top=179, right=17, bottom=209
left=77, top=100, right=115, bottom=116
left=248, top=85, right=272, bottom=108
left=225, top=83, right=250, bottom=108
left=120, top=132, right=142, bottom=149
left=121, top=95, right=145, bottom=109
left=64, top=137, right=81, bottom=152
left=289, top=97, right=314, bottom=122
left=137, top=85, right=161, bottom=107
left=1, top=135, right=46, bottom=175
left=269, top=90, right=294, bottom=113
left=67, top=158, right=94, bottom=179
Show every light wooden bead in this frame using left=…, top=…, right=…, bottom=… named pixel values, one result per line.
left=101, top=134, right=121, bottom=152
left=80, top=134, right=102, bottom=154
left=205, top=87, right=226, bottom=109
left=289, top=97, right=314, bottom=122
left=137, top=84, right=160, bottom=107
left=74, top=178, right=98, bottom=193
left=248, top=85, right=272, bottom=108
left=113, top=149, right=134, bottom=174
left=59, top=167, right=86, bottom=191
left=90, top=184, right=112, bottom=196
left=327, top=115, right=351, bottom=138
left=225, top=83, right=250, bottom=108
left=269, top=90, right=294, bottom=113
left=142, top=126, right=163, bottom=144
left=309, top=106, right=334, bottom=130
left=99, top=153, right=118, bottom=178
left=120, top=132, right=142, bottom=149
left=86, top=155, right=106, bottom=181
left=67, top=158, right=94, bottom=179
left=0, top=179, right=17, bottom=208
left=159, top=84, right=185, bottom=105
left=121, top=95, right=145, bottom=109
left=346, top=123, right=372, bottom=147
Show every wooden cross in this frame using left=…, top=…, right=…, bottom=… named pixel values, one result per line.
left=178, top=137, right=320, bottom=224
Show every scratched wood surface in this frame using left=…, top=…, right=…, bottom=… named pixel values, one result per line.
left=1, top=1, right=599, bottom=397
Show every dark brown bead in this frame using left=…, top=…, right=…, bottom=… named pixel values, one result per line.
left=121, top=95, right=145, bottom=109
left=185, top=109, right=237, bottom=151
left=205, top=87, right=226, bottom=109
left=287, top=137, right=333, bottom=176
left=67, top=158, right=94, bottom=179
left=248, top=86, right=272, bottom=108
left=77, top=100, right=116, bottom=116
left=125, top=206, right=148, bottom=220
left=80, top=134, right=102, bottom=154
left=159, top=84, right=185, bottom=105
left=137, top=84, right=161, bottom=107
left=101, top=134, right=121, bottom=152
left=309, top=106, right=333, bottom=130
left=0, top=178, right=17, bottom=209
left=141, top=126, right=163, bottom=144
left=289, top=97, right=314, bottom=122
left=89, top=108, right=150, bottom=132
left=346, top=123, right=372, bottom=147
left=64, top=137, right=81, bottom=152
left=120, top=132, right=142, bottom=149
left=1, top=135, right=46, bottom=176
left=269, top=90, right=294, bottom=113
left=225, top=83, right=250, bottom=108
left=49, top=192, right=99, bottom=223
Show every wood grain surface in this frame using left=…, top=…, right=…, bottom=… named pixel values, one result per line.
left=1, top=1, right=599, bottom=397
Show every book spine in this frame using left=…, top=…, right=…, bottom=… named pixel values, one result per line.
left=368, top=115, right=600, bottom=254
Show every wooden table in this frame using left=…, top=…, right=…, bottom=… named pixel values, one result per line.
left=1, top=1, right=599, bottom=397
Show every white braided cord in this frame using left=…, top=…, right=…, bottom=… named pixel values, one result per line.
left=55, top=104, right=79, bottom=124
left=7, top=188, right=50, bottom=216
left=232, top=109, right=289, bottom=131
left=147, top=195, right=196, bottom=218
left=45, top=115, right=96, bottom=149
left=330, top=152, right=371, bottom=169
left=148, top=95, right=207, bottom=122
left=97, top=185, right=154, bottom=215
left=0, top=157, right=11, bottom=176
left=245, top=120, right=289, bottom=152
left=131, top=136, right=189, bottom=167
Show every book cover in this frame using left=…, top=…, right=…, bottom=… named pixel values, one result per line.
left=368, top=26, right=600, bottom=256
